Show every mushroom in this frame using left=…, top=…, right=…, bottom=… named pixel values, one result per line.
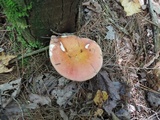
left=49, top=35, right=103, bottom=81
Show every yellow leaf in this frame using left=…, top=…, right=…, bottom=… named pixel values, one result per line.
left=120, top=0, right=141, bottom=16
left=93, top=90, right=108, bottom=107
left=0, top=52, right=16, bottom=73
left=94, top=108, right=104, bottom=116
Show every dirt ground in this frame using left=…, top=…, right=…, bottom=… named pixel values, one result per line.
left=0, top=0, right=160, bottom=120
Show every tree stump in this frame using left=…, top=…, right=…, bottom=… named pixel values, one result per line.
left=25, top=0, right=81, bottom=43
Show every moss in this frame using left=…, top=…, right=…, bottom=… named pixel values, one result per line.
left=0, top=0, right=42, bottom=49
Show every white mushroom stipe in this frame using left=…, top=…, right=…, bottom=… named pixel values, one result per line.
left=85, top=44, right=90, bottom=49
left=51, top=35, right=59, bottom=43
left=60, top=42, right=66, bottom=52
left=49, top=44, right=55, bottom=57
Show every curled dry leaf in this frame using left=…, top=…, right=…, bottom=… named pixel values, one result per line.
left=32, top=73, right=57, bottom=95
left=82, top=0, right=102, bottom=13
left=93, top=90, right=108, bottom=107
left=0, top=78, right=21, bottom=108
left=0, top=52, right=16, bottom=73
left=94, top=108, right=104, bottom=117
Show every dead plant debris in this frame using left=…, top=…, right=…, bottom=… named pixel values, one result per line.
left=0, top=0, right=160, bottom=120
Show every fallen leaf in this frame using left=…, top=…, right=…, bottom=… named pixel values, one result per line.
left=29, top=93, right=51, bottom=108
left=5, top=101, right=25, bottom=119
left=0, top=78, right=21, bottom=108
left=0, top=52, right=16, bottom=73
left=93, top=90, right=108, bottom=107
left=147, top=92, right=160, bottom=107
left=26, top=102, right=39, bottom=109
left=98, top=71, right=128, bottom=115
left=94, top=108, right=104, bottom=116
left=30, top=74, right=77, bottom=107
left=100, top=71, right=120, bottom=100
left=105, top=25, right=116, bottom=40
left=120, top=0, right=141, bottom=16
left=51, top=77, right=77, bottom=106
left=32, top=73, right=57, bottom=95
left=82, top=1, right=102, bottom=13
left=115, top=109, right=130, bottom=120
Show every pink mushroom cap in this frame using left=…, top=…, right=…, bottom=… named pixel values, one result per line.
left=49, top=35, right=103, bottom=81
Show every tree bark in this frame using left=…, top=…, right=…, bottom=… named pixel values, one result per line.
left=25, top=0, right=81, bottom=43
left=148, top=0, right=160, bottom=51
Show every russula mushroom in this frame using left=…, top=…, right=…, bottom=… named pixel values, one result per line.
left=49, top=35, right=103, bottom=81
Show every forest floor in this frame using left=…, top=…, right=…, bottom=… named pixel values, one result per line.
left=0, top=0, right=160, bottom=120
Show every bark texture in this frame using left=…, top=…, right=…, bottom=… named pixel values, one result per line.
left=25, top=0, right=80, bottom=42
left=148, top=0, right=160, bottom=51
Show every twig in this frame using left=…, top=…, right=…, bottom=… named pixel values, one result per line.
left=50, top=29, right=62, bottom=36
left=10, top=46, right=49, bottom=63
left=102, top=2, right=129, bottom=35
left=147, top=111, right=160, bottom=120
left=12, top=97, right=24, bottom=120
left=139, top=84, right=160, bottom=94
left=143, top=51, right=160, bottom=68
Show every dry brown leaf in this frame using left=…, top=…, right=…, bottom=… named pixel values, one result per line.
left=0, top=78, right=21, bottom=108
left=82, top=1, right=102, bottom=13
left=120, top=0, right=141, bottom=16
left=0, top=52, right=16, bottom=73
left=28, top=93, right=51, bottom=107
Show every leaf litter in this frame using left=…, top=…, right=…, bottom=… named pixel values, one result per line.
left=1, top=0, right=160, bottom=119
left=120, top=0, right=141, bottom=16
left=29, top=73, right=77, bottom=107
left=0, top=51, right=16, bottom=73
left=28, top=93, right=51, bottom=109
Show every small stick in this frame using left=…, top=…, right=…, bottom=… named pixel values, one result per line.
left=139, top=84, right=160, bottom=94
left=143, top=51, right=160, bottom=68
left=50, top=29, right=62, bottom=36
left=10, top=46, right=49, bottom=63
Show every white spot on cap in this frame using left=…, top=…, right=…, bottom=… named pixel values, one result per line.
left=85, top=44, right=90, bottom=49
left=49, top=44, right=55, bottom=57
left=60, top=42, right=66, bottom=52
left=61, top=35, right=67, bottom=38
